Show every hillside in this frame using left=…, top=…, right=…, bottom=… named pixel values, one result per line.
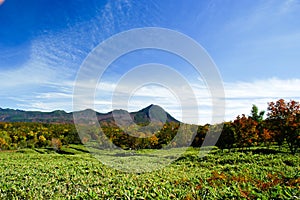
left=0, top=105, right=179, bottom=124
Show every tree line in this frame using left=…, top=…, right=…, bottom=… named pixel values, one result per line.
left=199, top=99, right=299, bottom=154
left=0, top=99, right=299, bottom=154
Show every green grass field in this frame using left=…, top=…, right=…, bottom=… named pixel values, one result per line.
left=0, top=146, right=299, bottom=199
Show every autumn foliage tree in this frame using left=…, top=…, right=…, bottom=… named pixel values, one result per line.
left=266, top=99, right=300, bottom=154
left=249, top=105, right=273, bottom=147
left=233, top=114, right=259, bottom=149
left=259, top=122, right=275, bottom=148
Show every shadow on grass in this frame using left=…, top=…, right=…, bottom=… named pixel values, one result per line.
left=69, top=146, right=90, bottom=153
left=55, top=149, right=75, bottom=155
left=254, top=148, right=286, bottom=154
left=34, top=149, right=46, bottom=154
left=43, top=147, right=75, bottom=155
left=236, top=148, right=285, bottom=154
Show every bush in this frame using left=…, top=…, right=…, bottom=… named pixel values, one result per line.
left=51, top=138, right=62, bottom=151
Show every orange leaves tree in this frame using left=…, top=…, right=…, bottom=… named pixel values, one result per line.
left=233, top=114, right=259, bottom=149
left=249, top=105, right=275, bottom=147
left=266, top=99, right=300, bottom=154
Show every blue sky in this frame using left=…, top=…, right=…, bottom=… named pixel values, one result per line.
left=1, top=0, right=300, bottom=124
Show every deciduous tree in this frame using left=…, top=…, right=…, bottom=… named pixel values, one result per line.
left=267, top=99, right=300, bottom=154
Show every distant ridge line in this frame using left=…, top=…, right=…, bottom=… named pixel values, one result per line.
left=0, top=105, right=179, bottom=124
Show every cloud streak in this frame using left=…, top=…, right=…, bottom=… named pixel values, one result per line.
left=7, top=77, right=299, bottom=125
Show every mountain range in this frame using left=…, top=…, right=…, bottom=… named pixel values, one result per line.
left=0, top=104, right=179, bottom=124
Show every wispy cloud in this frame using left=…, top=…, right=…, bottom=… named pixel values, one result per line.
left=224, top=0, right=299, bottom=35
left=6, top=66, right=300, bottom=125
left=224, top=78, right=300, bottom=120
left=279, top=0, right=300, bottom=14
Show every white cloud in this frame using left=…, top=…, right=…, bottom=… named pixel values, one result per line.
left=6, top=77, right=300, bottom=125
left=91, top=78, right=300, bottom=124
left=223, top=78, right=300, bottom=121
left=225, top=78, right=300, bottom=99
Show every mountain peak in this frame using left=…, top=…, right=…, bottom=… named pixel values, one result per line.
left=131, top=104, right=178, bottom=124
left=138, top=104, right=160, bottom=112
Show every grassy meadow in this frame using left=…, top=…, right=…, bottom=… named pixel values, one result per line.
left=0, top=145, right=299, bottom=199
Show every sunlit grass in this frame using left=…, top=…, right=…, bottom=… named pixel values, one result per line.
left=0, top=146, right=299, bottom=199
